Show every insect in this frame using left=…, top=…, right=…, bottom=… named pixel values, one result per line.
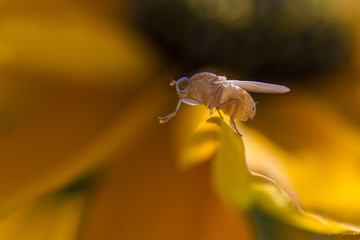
left=159, top=72, right=290, bottom=135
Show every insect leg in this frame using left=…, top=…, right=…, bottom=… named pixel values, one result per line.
left=218, top=99, right=242, bottom=136
left=215, top=87, right=223, bottom=119
left=158, top=98, right=200, bottom=123
left=230, top=100, right=241, bottom=136
left=181, top=98, right=200, bottom=106
left=210, top=108, right=214, bottom=117
left=158, top=99, right=183, bottom=123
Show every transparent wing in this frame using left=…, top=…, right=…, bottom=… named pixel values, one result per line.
left=214, top=80, right=290, bottom=93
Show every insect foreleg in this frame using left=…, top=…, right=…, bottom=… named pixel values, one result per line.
left=158, top=98, right=200, bottom=123
left=158, top=99, right=183, bottom=123
left=181, top=98, right=200, bottom=106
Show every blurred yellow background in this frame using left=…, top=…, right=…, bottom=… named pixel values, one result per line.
left=1, top=0, right=360, bottom=239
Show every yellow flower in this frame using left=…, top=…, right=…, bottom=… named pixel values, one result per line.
left=2, top=0, right=360, bottom=239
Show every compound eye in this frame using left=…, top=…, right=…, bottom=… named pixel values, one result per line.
left=177, top=77, right=190, bottom=91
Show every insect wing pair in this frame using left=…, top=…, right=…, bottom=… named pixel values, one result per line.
left=216, top=80, right=290, bottom=93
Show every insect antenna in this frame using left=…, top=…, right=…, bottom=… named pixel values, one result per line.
left=165, top=74, right=175, bottom=81
left=164, top=74, right=177, bottom=87
left=186, top=71, right=195, bottom=78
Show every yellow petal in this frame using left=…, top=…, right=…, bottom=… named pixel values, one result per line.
left=0, top=83, right=166, bottom=218
left=0, top=190, right=86, bottom=240
left=0, top=12, right=157, bottom=85
left=0, top=2, right=163, bottom=218
left=209, top=118, right=254, bottom=210
left=180, top=116, right=220, bottom=169
left=185, top=117, right=360, bottom=234
left=251, top=92, right=360, bottom=225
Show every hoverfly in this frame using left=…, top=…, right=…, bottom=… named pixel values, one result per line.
left=159, top=72, right=290, bottom=135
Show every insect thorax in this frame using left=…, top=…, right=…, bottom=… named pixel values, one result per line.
left=189, top=72, right=220, bottom=105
